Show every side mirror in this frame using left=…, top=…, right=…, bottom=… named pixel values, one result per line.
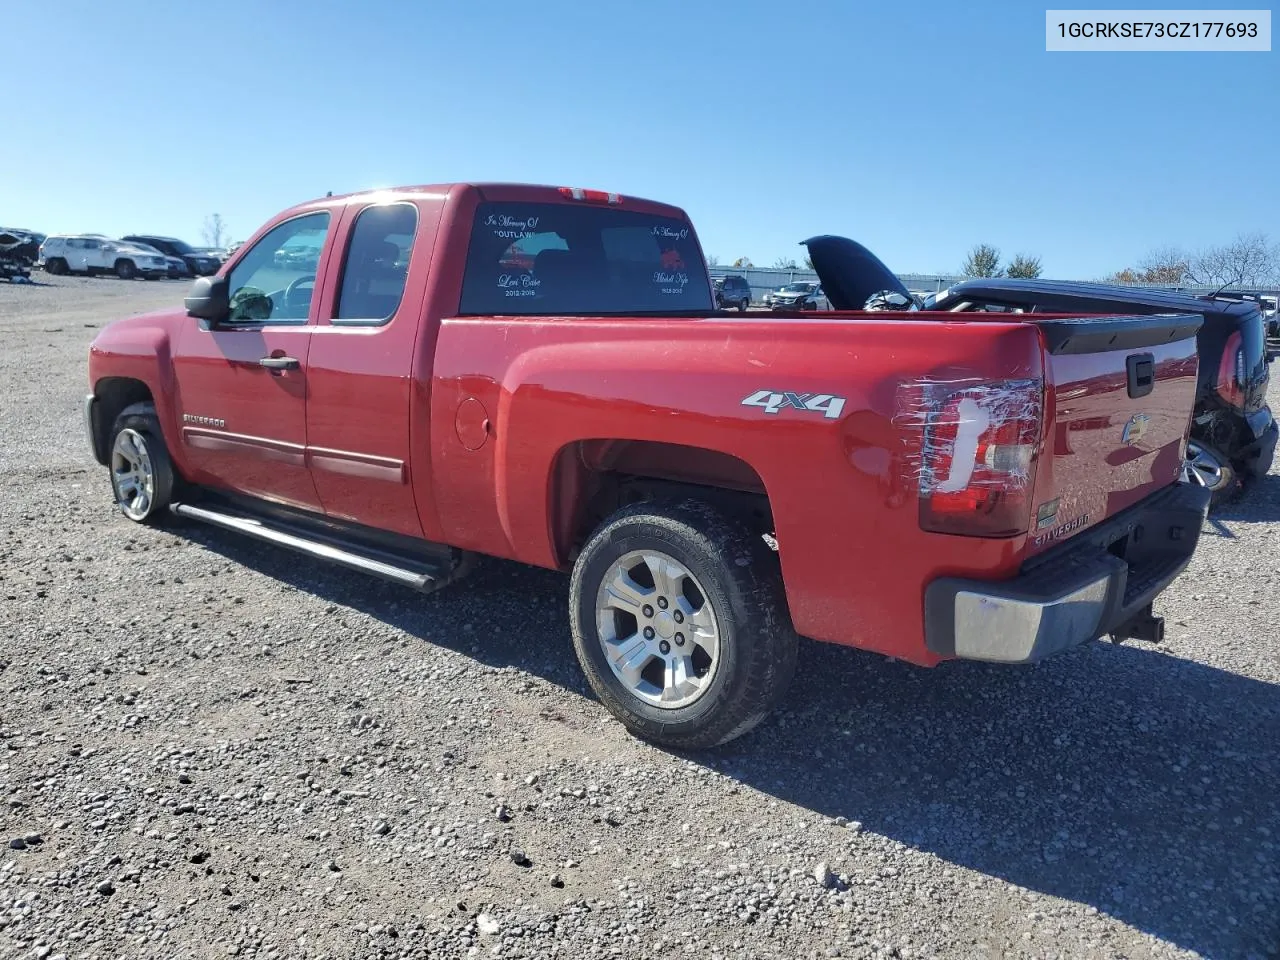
left=185, top=274, right=229, bottom=320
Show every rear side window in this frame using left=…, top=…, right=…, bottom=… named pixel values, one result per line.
left=458, top=202, right=713, bottom=315
left=335, top=203, right=418, bottom=323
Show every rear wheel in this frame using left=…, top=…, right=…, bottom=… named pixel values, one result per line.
left=115, top=259, right=137, bottom=280
left=45, top=257, right=67, bottom=275
left=739, top=298, right=749, bottom=312
left=569, top=500, right=798, bottom=750
left=108, top=403, right=176, bottom=524
left=1182, top=439, right=1239, bottom=508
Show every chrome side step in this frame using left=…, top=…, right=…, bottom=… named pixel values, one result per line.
left=171, top=502, right=436, bottom=590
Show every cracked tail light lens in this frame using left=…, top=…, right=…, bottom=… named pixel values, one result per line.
left=1216, top=330, right=1246, bottom=409
left=919, top=379, right=1043, bottom=537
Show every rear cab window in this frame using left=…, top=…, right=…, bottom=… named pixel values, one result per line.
left=458, top=202, right=713, bottom=315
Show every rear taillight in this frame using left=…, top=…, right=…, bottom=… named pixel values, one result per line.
left=1216, top=330, right=1245, bottom=408
left=918, top=379, right=1043, bottom=537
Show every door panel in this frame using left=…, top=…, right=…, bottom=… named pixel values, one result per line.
left=169, top=208, right=337, bottom=512
left=306, top=198, right=441, bottom=538
left=172, top=325, right=321, bottom=510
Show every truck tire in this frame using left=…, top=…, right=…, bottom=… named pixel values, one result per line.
left=108, top=402, right=176, bottom=524
left=115, top=259, right=137, bottom=280
left=569, top=499, right=798, bottom=749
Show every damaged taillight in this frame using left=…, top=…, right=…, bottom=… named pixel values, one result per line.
left=1216, top=330, right=1246, bottom=409
left=919, top=379, right=1043, bottom=537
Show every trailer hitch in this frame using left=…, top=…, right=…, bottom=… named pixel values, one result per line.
left=1108, top=604, right=1165, bottom=645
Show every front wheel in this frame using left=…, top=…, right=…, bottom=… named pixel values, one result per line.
left=115, top=259, right=137, bottom=280
left=109, top=403, right=176, bottom=524
left=1181, top=439, right=1240, bottom=508
left=569, top=500, right=798, bottom=750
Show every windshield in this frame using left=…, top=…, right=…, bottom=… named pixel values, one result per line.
left=459, top=202, right=713, bottom=315
left=779, top=283, right=816, bottom=294
left=164, top=239, right=194, bottom=255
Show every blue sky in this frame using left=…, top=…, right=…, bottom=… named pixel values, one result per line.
left=3, top=0, right=1275, bottom=278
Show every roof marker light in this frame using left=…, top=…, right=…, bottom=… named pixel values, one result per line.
left=558, top=187, right=622, bottom=204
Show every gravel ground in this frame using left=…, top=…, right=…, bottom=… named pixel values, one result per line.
left=1, top=274, right=1277, bottom=960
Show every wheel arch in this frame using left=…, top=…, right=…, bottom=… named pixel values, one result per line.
left=545, top=439, right=774, bottom=569
left=88, top=378, right=155, bottom=464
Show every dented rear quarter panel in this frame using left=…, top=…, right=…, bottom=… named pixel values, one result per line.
left=428, top=313, right=1055, bottom=665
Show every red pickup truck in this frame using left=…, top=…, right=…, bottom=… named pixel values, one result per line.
left=85, top=183, right=1211, bottom=748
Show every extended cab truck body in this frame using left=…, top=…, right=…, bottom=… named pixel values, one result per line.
left=85, top=183, right=1212, bottom=748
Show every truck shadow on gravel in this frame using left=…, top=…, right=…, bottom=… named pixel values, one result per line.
left=179, top=523, right=1278, bottom=960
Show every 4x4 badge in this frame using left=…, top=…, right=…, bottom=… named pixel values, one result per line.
left=741, top=390, right=846, bottom=420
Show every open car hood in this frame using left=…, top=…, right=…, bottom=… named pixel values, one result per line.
left=800, top=235, right=913, bottom=310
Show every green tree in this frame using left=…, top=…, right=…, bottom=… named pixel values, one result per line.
left=961, top=244, right=1003, bottom=278
left=1005, top=253, right=1042, bottom=279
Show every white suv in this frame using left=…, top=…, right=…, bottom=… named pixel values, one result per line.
left=40, top=235, right=169, bottom=280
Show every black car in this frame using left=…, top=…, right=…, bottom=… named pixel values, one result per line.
left=120, top=235, right=221, bottom=276
left=802, top=234, right=1277, bottom=507
left=712, top=274, right=752, bottom=311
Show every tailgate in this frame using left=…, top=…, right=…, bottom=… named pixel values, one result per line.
left=1028, top=313, right=1202, bottom=553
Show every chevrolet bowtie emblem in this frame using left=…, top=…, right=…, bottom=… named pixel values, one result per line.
left=1121, top=413, right=1150, bottom=446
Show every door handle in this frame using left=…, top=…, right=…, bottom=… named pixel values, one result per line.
left=258, top=356, right=300, bottom=371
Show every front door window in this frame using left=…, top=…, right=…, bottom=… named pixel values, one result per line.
left=225, top=212, right=331, bottom=323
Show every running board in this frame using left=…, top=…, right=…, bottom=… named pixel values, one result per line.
left=171, top=502, right=439, bottom=590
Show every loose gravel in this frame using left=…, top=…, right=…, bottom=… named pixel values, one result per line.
left=1, top=274, right=1277, bottom=960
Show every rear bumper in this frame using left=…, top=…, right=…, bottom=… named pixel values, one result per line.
left=924, top=482, right=1211, bottom=664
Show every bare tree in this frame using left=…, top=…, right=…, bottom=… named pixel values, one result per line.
left=1188, top=232, right=1278, bottom=287
left=1005, top=253, right=1043, bottom=279
left=803, top=254, right=815, bottom=270
left=1104, top=246, right=1191, bottom=286
left=772, top=256, right=799, bottom=270
left=202, top=213, right=228, bottom=249
left=732, top=256, right=754, bottom=268
left=1138, top=246, right=1192, bottom=285
left=706, top=253, right=721, bottom=267
left=961, top=244, right=1002, bottom=278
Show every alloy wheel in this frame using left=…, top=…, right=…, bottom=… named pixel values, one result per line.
left=595, top=549, right=721, bottom=709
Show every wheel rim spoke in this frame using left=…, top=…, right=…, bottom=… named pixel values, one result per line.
left=603, top=570, right=650, bottom=615
left=663, top=655, right=698, bottom=703
left=609, top=634, right=651, bottom=688
left=643, top=553, right=682, bottom=599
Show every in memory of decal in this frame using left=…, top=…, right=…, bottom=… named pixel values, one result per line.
left=741, top=391, right=846, bottom=419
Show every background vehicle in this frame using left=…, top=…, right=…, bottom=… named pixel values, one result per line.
left=40, top=234, right=168, bottom=279
left=118, top=240, right=190, bottom=279
left=803, top=235, right=1277, bottom=507
left=0, top=230, right=35, bottom=281
left=768, top=281, right=830, bottom=310
left=120, top=235, right=221, bottom=276
left=85, top=183, right=1210, bottom=750
left=712, top=274, right=751, bottom=310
